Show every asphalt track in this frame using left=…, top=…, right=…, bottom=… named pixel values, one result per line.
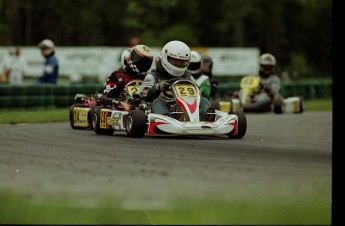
left=0, top=111, right=332, bottom=210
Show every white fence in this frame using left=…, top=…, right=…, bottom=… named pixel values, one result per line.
left=0, top=46, right=259, bottom=82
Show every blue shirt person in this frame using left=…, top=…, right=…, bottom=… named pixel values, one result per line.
left=36, top=39, right=59, bottom=84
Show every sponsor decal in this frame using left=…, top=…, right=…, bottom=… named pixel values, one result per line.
left=107, top=117, right=119, bottom=125
left=100, top=110, right=108, bottom=128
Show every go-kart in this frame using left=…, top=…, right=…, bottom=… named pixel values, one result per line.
left=69, top=93, right=99, bottom=130
left=124, top=79, right=247, bottom=139
left=89, top=80, right=148, bottom=135
left=69, top=80, right=142, bottom=130
left=210, top=97, right=243, bottom=114
left=238, top=75, right=304, bottom=114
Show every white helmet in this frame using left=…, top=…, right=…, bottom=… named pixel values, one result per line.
left=187, top=51, right=202, bottom=74
left=120, top=48, right=131, bottom=68
left=160, top=40, right=191, bottom=77
left=38, top=39, right=55, bottom=55
left=259, top=53, right=276, bottom=78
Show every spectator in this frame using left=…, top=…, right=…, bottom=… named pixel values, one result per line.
left=130, top=37, right=140, bottom=47
left=2, top=47, right=28, bottom=85
left=36, top=39, right=59, bottom=85
left=1, top=48, right=14, bottom=83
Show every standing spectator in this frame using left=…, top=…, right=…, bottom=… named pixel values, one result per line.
left=2, top=47, right=28, bottom=85
left=1, top=48, right=14, bottom=83
left=36, top=39, right=59, bottom=84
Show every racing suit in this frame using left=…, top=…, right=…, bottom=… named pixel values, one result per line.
left=191, top=73, right=211, bottom=99
left=139, top=60, right=211, bottom=116
left=256, top=74, right=282, bottom=102
left=103, top=66, right=142, bottom=98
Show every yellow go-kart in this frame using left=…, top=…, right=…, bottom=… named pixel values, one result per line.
left=238, top=75, right=304, bottom=114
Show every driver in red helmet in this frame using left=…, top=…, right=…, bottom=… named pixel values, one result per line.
left=103, top=44, right=154, bottom=98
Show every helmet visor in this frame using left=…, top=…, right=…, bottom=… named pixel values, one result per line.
left=168, top=56, right=190, bottom=68
left=188, top=61, right=201, bottom=72
left=260, top=65, right=274, bottom=71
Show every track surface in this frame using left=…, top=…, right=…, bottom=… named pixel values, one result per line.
left=0, top=111, right=332, bottom=209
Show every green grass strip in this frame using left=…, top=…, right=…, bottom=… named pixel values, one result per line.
left=0, top=190, right=331, bottom=224
left=0, top=99, right=332, bottom=124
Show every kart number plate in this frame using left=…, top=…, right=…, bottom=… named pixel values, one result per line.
left=127, top=85, right=140, bottom=96
left=241, top=76, right=260, bottom=89
left=175, top=84, right=197, bottom=97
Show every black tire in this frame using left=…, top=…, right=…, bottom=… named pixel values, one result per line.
left=88, top=110, right=94, bottom=130
left=69, top=103, right=86, bottom=129
left=228, top=111, right=247, bottom=139
left=91, top=106, right=114, bottom=135
left=126, top=110, right=147, bottom=138
left=273, top=100, right=284, bottom=114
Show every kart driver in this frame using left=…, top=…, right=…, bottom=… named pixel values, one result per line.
left=200, top=54, right=218, bottom=100
left=186, top=51, right=211, bottom=99
left=243, top=52, right=283, bottom=112
left=139, top=40, right=215, bottom=120
left=103, top=44, right=154, bottom=98
left=119, top=47, right=131, bottom=69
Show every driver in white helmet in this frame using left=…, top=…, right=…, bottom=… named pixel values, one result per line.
left=139, top=40, right=214, bottom=120
left=119, top=47, right=131, bottom=69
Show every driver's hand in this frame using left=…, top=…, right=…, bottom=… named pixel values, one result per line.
left=156, top=80, right=171, bottom=92
left=259, top=83, right=271, bottom=92
left=262, top=85, right=271, bottom=93
left=92, top=93, right=104, bottom=103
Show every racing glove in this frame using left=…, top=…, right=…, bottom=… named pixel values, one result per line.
left=155, top=80, right=171, bottom=92
left=92, top=93, right=104, bottom=103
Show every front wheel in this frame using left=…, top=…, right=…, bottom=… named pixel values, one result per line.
left=126, top=110, right=147, bottom=138
left=228, top=111, right=247, bottom=139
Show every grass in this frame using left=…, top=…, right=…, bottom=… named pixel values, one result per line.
left=0, top=189, right=331, bottom=225
left=0, top=99, right=332, bottom=124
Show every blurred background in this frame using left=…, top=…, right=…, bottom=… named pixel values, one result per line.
left=0, top=0, right=332, bottom=78
left=0, top=0, right=333, bottom=109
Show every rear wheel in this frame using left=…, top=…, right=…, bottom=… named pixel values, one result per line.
left=69, top=103, right=86, bottom=129
left=91, top=106, right=114, bottom=135
left=126, top=110, right=147, bottom=138
left=228, top=111, right=247, bottom=139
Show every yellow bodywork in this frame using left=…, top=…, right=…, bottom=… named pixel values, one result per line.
left=73, top=107, right=90, bottom=128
